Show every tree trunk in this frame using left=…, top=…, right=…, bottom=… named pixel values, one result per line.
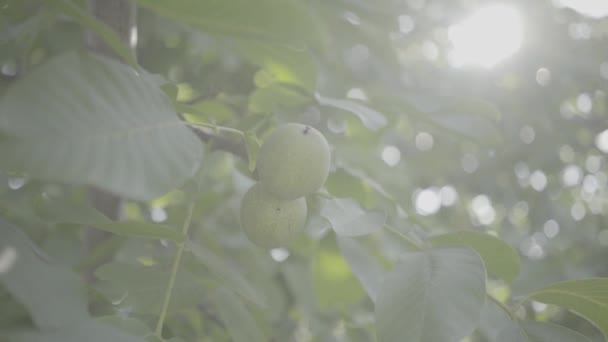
left=83, top=0, right=136, bottom=283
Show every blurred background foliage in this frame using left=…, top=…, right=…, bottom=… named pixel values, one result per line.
left=1, top=0, right=608, bottom=341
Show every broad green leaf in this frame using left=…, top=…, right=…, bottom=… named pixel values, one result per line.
left=97, top=316, right=153, bottom=337
left=95, top=262, right=207, bottom=314
left=233, top=40, right=317, bottom=91
left=429, top=230, right=521, bottom=284
left=404, top=94, right=501, bottom=120
left=375, top=247, right=486, bottom=342
left=7, top=319, right=146, bottom=342
left=525, top=278, right=608, bottom=339
left=315, top=93, right=387, bottom=130
left=185, top=241, right=266, bottom=308
left=476, top=298, right=513, bottom=341
left=320, top=198, right=386, bottom=236
left=248, top=84, right=312, bottom=114
left=425, top=111, right=502, bottom=144
left=495, top=321, right=590, bottom=342
left=180, top=100, right=237, bottom=124
left=337, top=236, right=384, bottom=302
left=446, top=97, right=501, bottom=120
left=33, top=195, right=183, bottom=241
left=33, top=194, right=112, bottom=226
left=214, top=288, right=267, bottom=342
left=312, top=239, right=365, bottom=310
left=95, top=221, right=183, bottom=242
left=0, top=51, right=203, bottom=201
left=0, top=219, right=88, bottom=329
left=281, top=262, right=317, bottom=314
left=135, top=0, right=319, bottom=46
left=48, top=0, right=137, bottom=67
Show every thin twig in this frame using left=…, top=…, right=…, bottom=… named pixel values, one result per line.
left=154, top=203, right=195, bottom=338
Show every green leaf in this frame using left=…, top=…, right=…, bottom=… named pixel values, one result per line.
left=0, top=51, right=203, bottom=201
left=213, top=288, right=267, bottom=342
left=524, top=278, right=608, bottom=339
left=135, top=0, right=319, bottom=46
left=315, top=93, right=387, bottom=130
left=337, top=236, right=384, bottom=302
left=7, top=319, right=146, bottom=342
left=180, top=100, right=237, bottom=124
left=320, top=198, right=386, bottom=236
left=425, top=111, right=501, bottom=144
left=185, top=241, right=266, bottom=308
left=429, top=230, right=521, bottom=284
left=312, top=238, right=365, bottom=310
left=97, top=316, right=153, bottom=337
left=33, top=194, right=112, bottom=226
left=48, top=0, right=138, bottom=67
left=233, top=40, right=317, bottom=91
left=375, top=247, right=486, bottom=342
left=33, top=195, right=183, bottom=241
left=0, top=219, right=89, bottom=329
left=476, top=298, right=513, bottom=341
left=95, top=221, right=183, bottom=242
left=248, top=84, right=312, bottom=114
left=495, top=321, right=591, bottom=342
left=95, top=262, right=207, bottom=314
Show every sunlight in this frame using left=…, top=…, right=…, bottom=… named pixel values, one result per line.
left=448, top=4, right=523, bottom=69
left=554, top=0, right=608, bottom=18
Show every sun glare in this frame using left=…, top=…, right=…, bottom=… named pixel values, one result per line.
left=554, top=0, right=608, bottom=18
left=448, top=4, right=523, bottom=69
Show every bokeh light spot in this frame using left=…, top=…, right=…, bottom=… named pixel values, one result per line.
left=543, top=220, right=560, bottom=238
left=415, top=188, right=441, bottom=216
left=382, top=145, right=401, bottom=166
left=415, top=132, right=434, bottom=151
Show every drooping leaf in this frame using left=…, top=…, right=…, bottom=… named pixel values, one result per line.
left=425, top=111, right=501, bottom=144
left=186, top=241, right=266, bottom=308
left=0, top=220, right=146, bottom=341
left=320, top=198, right=385, bottom=237
left=94, top=262, right=207, bottom=314
left=375, top=247, right=486, bottom=342
left=180, top=100, right=237, bottom=124
left=94, top=221, right=183, bottom=242
left=429, top=230, right=521, bottom=284
left=0, top=219, right=89, bottom=329
left=33, top=194, right=112, bottom=226
left=337, top=236, right=384, bottom=303
left=315, top=93, right=387, bottom=130
left=248, top=84, right=311, bottom=114
left=476, top=297, right=513, bottom=341
left=495, top=321, right=591, bottom=342
left=97, top=316, right=153, bottom=337
left=33, top=195, right=183, bottom=241
left=7, top=319, right=146, bottom=342
left=0, top=51, right=203, bottom=201
left=312, top=238, right=365, bottom=310
left=233, top=39, right=317, bottom=91
left=135, top=0, right=320, bottom=46
left=524, top=278, right=608, bottom=339
left=213, top=288, right=267, bottom=342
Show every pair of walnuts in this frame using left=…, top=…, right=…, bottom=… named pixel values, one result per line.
left=240, top=123, right=330, bottom=248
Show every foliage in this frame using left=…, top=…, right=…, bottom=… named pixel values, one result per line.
left=1, top=0, right=608, bottom=341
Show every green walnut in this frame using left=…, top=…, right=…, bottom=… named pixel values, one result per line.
left=240, top=183, right=307, bottom=248
left=257, top=123, right=330, bottom=200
